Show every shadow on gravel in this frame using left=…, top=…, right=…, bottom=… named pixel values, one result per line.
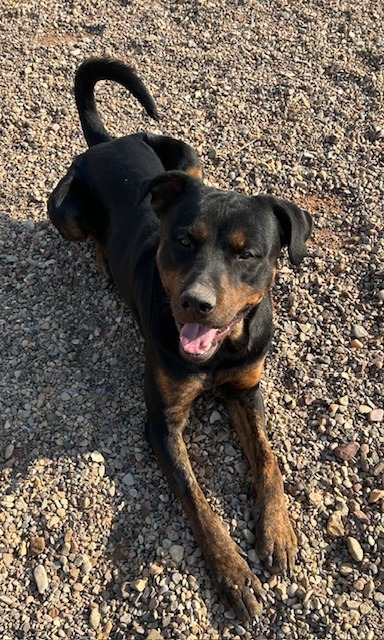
left=1, top=212, right=262, bottom=633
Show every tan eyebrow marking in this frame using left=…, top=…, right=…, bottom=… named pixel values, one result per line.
left=190, top=222, right=209, bottom=242
left=229, top=230, right=246, bottom=251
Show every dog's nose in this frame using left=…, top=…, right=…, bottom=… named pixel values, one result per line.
left=181, top=285, right=216, bottom=317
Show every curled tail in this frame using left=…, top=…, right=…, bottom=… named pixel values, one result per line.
left=74, top=57, right=159, bottom=147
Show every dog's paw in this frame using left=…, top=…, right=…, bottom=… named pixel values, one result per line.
left=212, top=553, right=265, bottom=622
left=254, top=500, right=297, bottom=574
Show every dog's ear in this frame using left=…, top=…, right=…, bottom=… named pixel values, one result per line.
left=259, top=195, right=313, bottom=265
left=136, top=171, right=191, bottom=214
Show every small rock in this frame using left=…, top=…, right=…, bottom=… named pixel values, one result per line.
left=149, top=564, right=163, bottom=576
left=333, top=441, right=359, bottom=461
left=368, top=489, right=384, bottom=504
left=34, top=564, right=49, bottom=594
left=350, top=339, right=364, bottom=349
left=326, top=511, right=345, bottom=537
left=358, top=405, right=372, bottom=414
left=61, top=541, right=71, bottom=556
left=346, top=537, right=364, bottom=562
left=210, top=410, right=222, bottom=424
left=131, top=578, right=147, bottom=592
left=89, top=606, right=101, bottom=629
left=90, top=450, right=105, bottom=463
left=225, top=444, right=237, bottom=456
left=169, top=545, right=184, bottom=563
left=352, top=325, right=368, bottom=339
left=81, top=561, right=93, bottom=575
left=146, top=631, right=163, bottom=640
left=3, top=554, right=13, bottom=567
left=363, top=580, right=375, bottom=598
left=29, top=536, right=45, bottom=556
left=122, top=473, right=135, bottom=486
left=243, top=528, right=256, bottom=545
left=4, top=444, right=14, bottom=460
left=369, top=409, right=383, bottom=423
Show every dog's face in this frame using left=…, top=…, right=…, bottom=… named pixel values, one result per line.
left=137, top=172, right=312, bottom=363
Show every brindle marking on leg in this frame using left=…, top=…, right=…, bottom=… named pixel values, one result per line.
left=150, top=369, right=265, bottom=621
left=216, top=356, right=265, bottom=389
left=157, top=368, right=205, bottom=424
left=225, top=390, right=297, bottom=573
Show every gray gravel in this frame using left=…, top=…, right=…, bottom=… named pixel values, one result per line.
left=1, top=1, right=383, bottom=639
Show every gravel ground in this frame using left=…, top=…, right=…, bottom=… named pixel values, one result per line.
left=1, top=0, right=383, bottom=638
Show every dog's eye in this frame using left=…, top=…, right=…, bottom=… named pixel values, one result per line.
left=177, top=236, right=192, bottom=249
left=238, top=250, right=255, bottom=260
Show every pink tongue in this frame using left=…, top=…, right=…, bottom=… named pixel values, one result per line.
left=180, top=323, right=219, bottom=355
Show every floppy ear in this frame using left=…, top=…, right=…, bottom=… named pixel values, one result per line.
left=265, top=195, right=313, bottom=265
left=136, top=170, right=191, bottom=214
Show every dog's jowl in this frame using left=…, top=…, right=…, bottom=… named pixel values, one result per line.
left=48, top=58, right=312, bottom=622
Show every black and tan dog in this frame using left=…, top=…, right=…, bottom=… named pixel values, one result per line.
left=48, top=58, right=312, bottom=622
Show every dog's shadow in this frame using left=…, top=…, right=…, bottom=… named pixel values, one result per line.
left=2, top=216, right=274, bottom=634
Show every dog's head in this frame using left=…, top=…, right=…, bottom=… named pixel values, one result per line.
left=137, top=171, right=312, bottom=363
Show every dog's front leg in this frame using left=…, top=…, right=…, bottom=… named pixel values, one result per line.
left=225, top=386, right=297, bottom=575
left=145, top=368, right=264, bottom=622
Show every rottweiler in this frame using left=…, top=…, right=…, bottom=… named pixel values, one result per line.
left=48, top=58, right=312, bottom=622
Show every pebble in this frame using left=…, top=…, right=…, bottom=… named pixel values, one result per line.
left=326, top=511, right=345, bottom=537
left=34, top=565, right=49, bottom=594
left=29, top=536, right=45, bottom=556
left=352, top=325, right=368, bottom=339
left=346, top=537, right=364, bottom=562
left=4, top=444, right=14, bottom=460
left=333, top=441, right=359, bottom=461
left=146, top=631, right=163, bottom=640
left=81, top=561, right=93, bottom=575
left=131, top=579, right=148, bottom=592
left=90, top=450, right=105, bottom=463
left=242, top=528, right=256, bottom=544
left=209, top=410, right=222, bottom=423
left=89, top=607, right=101, bottom=630
left=368, top=489, right=384, bottom=504
left=169, top=545, right=185, bottom=563
left=369, top=409, right=383, bottom=423
left=122, top=473, right=135, bottom=486
left=149, top=564, right=163, bottom=576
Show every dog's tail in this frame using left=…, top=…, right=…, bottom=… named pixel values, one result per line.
left=74, top=57, right=159, bottom=147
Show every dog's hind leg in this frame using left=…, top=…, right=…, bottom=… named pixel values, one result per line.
left=48, top=165, right=92, bottom=242
left=145, top=134, right=203, bottom=180
left=48, top=165, right=110, bottom=276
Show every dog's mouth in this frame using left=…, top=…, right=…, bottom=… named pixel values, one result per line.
left=175, top=309, right=249, bottom=362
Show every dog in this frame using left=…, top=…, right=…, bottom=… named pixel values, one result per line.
left=48, top=58, right=312, bottom=622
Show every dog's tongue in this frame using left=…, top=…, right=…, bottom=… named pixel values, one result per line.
left=179, top=323, right=218, bottom=355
